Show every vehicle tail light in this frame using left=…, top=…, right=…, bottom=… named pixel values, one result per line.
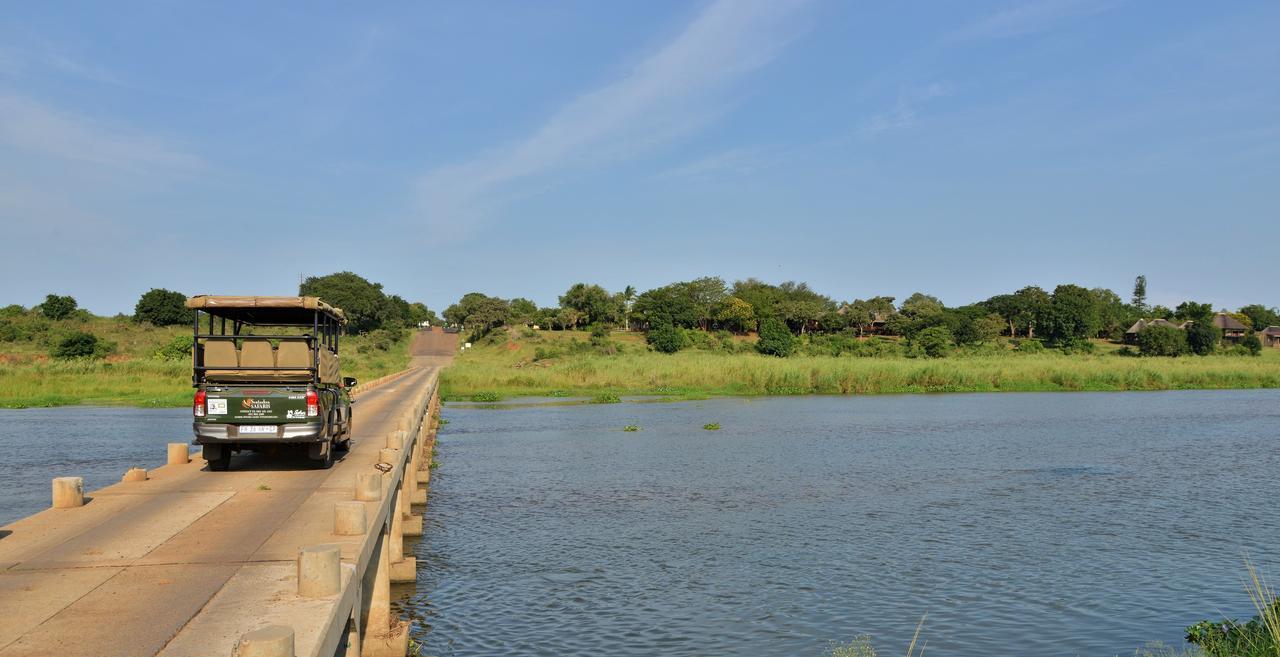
left=193, top=390, right=207, bottom=418
left=306, top=389, right=319, bottom=417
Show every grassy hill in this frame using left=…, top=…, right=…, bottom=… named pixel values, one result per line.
left=0, top=312, right=414, bottom=408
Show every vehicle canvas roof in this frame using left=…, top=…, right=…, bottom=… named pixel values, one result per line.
left=185, top=295, right=348, bottom=325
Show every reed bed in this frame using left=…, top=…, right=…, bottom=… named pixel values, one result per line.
left=441, top=333, right=1280, bottom=400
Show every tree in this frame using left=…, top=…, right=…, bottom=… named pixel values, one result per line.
left=559, top=283, right=616, bottom=327
left=134, top=288, right=188, bottom=326
left=621, top=285, right=637, bottom=330
left=1238, top=304, right=1280, bottom=331
left=899, top=292, right=944, bottom=318
left=684, top=277, right=728, bottom=330
left=755, top=318, right=795, bottom=357
left=646, top=320, right=687, bottom=353
left=1173, top=301, right=1213, bottom=323
left=1091, top=287, right=1134, bottom=340
left=300, top=272, right=389, bottom=332
left=1014, top=286, right=1051, bottom=337
left=714, top=296, right=755, bottom=333
left=1184, top=320, right=1220, bottom=355
left=631, top=285, right=698, bottom=329
left=1241, top=334, right=1263, bottom=355
left=406, top=302, right=440, bottom=326
left=1137, top=325, right=1188, bottom=357
left=40, top=294, right=77, bottom=320
left=973, top=313, right=1006, bottom=344
left=910, top=325, right=954, bottom=358
left=508, top=298, right=538, bottom=325
left=1131, top=275, right=1148, bottom=312
left=443, top=292, right=509, bottom=335
left=985, top=294, right=1024, bottom=337
left=1043, top=284, right=1100, bottom=348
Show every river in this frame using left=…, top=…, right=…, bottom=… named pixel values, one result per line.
left=405, top=390, right=1280, bottom=657
left=1, top=392, right=1276, bottom=656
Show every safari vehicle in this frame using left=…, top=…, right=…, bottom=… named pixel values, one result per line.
left=187, top=296, right=356, bottom=470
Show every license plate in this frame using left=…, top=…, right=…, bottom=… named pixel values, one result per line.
left=238, top=425, right=277, bottom=435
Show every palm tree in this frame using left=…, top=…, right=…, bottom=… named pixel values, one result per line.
left=622, top=285, right=637, bottom=331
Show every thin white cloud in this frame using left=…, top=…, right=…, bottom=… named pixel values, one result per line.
left=950, top=0, right=1115, bottom=41
left=858, top=83, right=949, bottom=138
left=0, top=93, right=204, bottom=174
left=415, top=0, right=809, bottom=231
left=657, top=147, right=774, bottom=181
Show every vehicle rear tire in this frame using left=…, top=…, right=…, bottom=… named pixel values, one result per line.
left=205, top=445, right=232, bottom=472
left=310, top=439, right=335, bottom=469
left=337, top=413, right=353, bottom=451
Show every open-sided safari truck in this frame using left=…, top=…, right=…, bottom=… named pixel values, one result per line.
left=187, top=295, right=356, bottom=470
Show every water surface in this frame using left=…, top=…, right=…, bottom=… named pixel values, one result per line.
left=407, top=390, right=1280, bottom=657
left=0, top=407, right=191, bottom=525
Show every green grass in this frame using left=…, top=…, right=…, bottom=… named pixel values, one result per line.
left=440, top=329, right=1280, bottom=400
left=0, top=315, right=415, bottom=408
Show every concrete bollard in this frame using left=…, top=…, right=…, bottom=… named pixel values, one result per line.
left=355, top=474, right=382, bottom=502
left=234, top=625, right=295, bottom=657
left=334, top=502, right=367, bottom=536
left=297, top=544, right=342, bottom=598
left=403, top=515, right=423, bottom=536
left=384, top=432, right=404, bottom=450
left=411, top=489, right=427, bottom=505
left=51, top=477, right=84, bottom=509
left=167, top=443, right=190, bottom=466
left=377, top=448, right=398, bottom=467
left=121, top=468, right=147, bottom=483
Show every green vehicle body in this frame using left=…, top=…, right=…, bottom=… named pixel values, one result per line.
left=187, top=295, right=356, bottom=471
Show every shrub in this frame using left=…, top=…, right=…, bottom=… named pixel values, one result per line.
left=703, top=423, right=721, bottom=430
left=1137, top=325, right=1188, bottom=357
left=683, top=328, right=716, bottom=350
left=533, top=346, right=560, bottom=361
left=755, top=318, right=796, bottom=357
left=589, top=323, right=608, bottom=339
left=0, top=304, right=26, bottom=318
left=1184, top=320, right=1220, bottom=356
left=591, top=393, right=621, bottom=404
left=1016, top=339, right=1045, bottom=353
left=1242, top=333, right=1263, bottom=356
left=40, top=294, right=77, bottom=320
left=471, top=391, right=501, bottom=402
left=51, top=331, right=109, bottom=359
left=647, top=321, right=687, bottom=354
left=155, top=334, right=194, bottom=360
left=134, top=288, right=189, bottom=325
left=909, top=326, right=953, bottom=358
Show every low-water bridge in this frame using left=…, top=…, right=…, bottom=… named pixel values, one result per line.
left=0, top=329, right=458, bottom=657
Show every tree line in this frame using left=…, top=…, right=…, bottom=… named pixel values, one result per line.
left=0, top=272, right=440, bottom=360
left=442, top=275, right=1279, bottom=357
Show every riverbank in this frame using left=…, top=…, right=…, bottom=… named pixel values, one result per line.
left=439, top=329, right=1280, bottom=400
left=0, top=320, right=415, bottom=408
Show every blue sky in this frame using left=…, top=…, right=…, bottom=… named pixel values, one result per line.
left=1, top=1, right=1277, bottom=315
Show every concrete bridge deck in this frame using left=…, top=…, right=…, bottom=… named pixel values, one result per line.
left=0, top=330, right=455, bottom=657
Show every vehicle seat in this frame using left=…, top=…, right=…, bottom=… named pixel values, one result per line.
left=275, top=341, right=313, bottom=381
left=202, top=340, right=240, bottom=381
left=229, top=338, right=276, bottom=381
